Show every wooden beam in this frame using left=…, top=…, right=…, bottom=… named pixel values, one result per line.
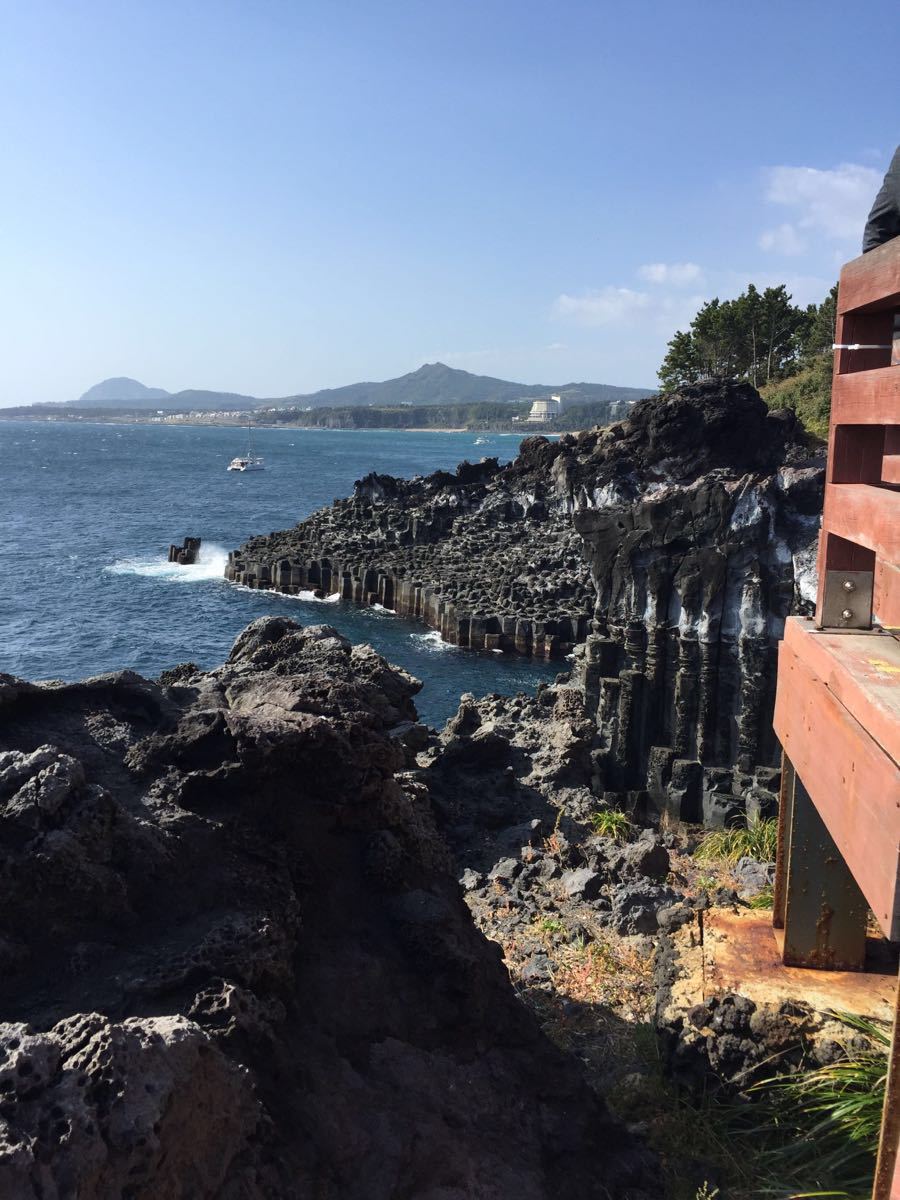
left=832, top=368, right=900, bottom=427
left=774, top=640, right=900, bottom=939
left=822, top=484, right=900, bottom=564
left=838, top=240, right=900, bottom=315
left=782, top=619, right=900, bottom=765
left=883, top=427, right=900, bottom=486
left=875, top=558, right=900, bottom=630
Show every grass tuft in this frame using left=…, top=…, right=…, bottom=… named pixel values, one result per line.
left=740, top=1012, right=889, bottom=1196
left=746, top=884, right=775, bottom=910
left=695, top=818, right=778, bottom=866
left=589, top=808, right=632, bottom=840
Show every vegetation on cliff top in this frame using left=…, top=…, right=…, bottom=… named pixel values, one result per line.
left=658, top=283, right=836, bottom=439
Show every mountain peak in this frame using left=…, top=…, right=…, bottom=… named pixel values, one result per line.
left=76, top=377, right=171, bottom=406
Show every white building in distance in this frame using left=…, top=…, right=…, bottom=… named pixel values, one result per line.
left=526, top=393, right=563, bottom=422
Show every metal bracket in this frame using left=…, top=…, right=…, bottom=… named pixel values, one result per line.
left=818, top=570, right=874, bottom=630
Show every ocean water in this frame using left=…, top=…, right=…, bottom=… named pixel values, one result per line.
left=0, top=420, right=561, bottom=726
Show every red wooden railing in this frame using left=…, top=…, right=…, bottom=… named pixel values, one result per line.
left=772, top=235, right=900, bottom=1200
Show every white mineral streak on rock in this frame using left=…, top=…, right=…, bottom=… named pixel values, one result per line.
left=739, top=575, right=767, bottom=638
left=792, top=540, right=820, bottom=607
left=590, top=482, right=629, bottom=509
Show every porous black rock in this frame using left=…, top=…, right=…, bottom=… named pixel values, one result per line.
left=0, top=618, right=656, bottom=1199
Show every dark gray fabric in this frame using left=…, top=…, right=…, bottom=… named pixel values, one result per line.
left=863, top=145, right=900, bottom=252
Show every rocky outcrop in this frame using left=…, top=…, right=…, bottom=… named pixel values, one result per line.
left=168, top=535, right=201, bottom=564
left=0, top=619, right=655, bottom=1199
left=226, top=457, right=596, bottom=658
left=228, top=382, right=823, bottom=818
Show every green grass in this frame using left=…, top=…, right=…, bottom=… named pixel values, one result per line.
left=746, top=884, right=775, bottom=910
left=601, top=1013, right=888, bottom=1200
left=733, top=1013, right=890, bottom=1197
left=761, top=356, right=832, bottom=441
left=695, top=818, right=778, bottom=866
left=588, top=808, right=632, bottom=840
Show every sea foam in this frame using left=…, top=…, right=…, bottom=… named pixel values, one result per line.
left=106, top=544, right=229, bottom=584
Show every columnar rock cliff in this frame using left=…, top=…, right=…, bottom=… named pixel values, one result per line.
left=560, top=383, right=823, bottom=818
left=0, top=621, right=653, bottom=1198
left=228, top=382, right=824, bottom=818
left=227, top=458, right=596, bottom=657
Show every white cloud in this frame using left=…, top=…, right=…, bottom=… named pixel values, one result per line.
left=637, top=261, right=703, bottom=285
left=545, top=341, right=567, bottom=351
left=761, top=162, right=881, bottom=246
left=553, top=286, right=651, bottom=326
left=758, top=222, right=807, bottom=256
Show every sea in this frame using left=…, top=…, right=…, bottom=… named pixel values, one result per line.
left=0, top=420, right=561, bottom=727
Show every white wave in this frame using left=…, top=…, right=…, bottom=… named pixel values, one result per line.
left=294, top=590, right=341, bottom=604
left=106, top=543, right=229, bottom=584
left=409, top=630, right=455, bottom=652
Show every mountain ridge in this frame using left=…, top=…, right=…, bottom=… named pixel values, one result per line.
left=68, top=363, right=654, bottom=411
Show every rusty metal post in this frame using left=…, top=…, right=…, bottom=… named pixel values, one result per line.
left=782, top=776, right=868, bottom=970
left=873, top=965, right=900, bottom=1200
left=772, top=753, right=794, bottom=930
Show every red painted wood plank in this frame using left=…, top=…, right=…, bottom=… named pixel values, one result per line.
left=831, top=425, right=886, bottom=484
left=831, top=368, right=900, bottom=426
left=876, top=559, right=900, bottom=630
left=884, top=427, right=900, bottom=486
left=774, top=642, right=900, bottom=939
left=823, top=483, right=900, bottom=563
left=783, top=618, right=900, bottom=765
left=834, top=310, right=896, bottom=376
left=839, top=240, right=900, bottom=315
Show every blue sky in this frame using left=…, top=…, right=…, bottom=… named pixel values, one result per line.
left=0, top=0, right=895, bottom=405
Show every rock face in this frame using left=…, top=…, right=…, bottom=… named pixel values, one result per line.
left=228, top=382, right=823, bottom=818
left=226, top=457, right=596, bottom=658
left=0, top=619, right=654, bottom=1199
left=563, top=382, right=823, bottom=816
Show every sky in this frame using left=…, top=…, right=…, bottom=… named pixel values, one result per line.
left=0, top=0, right=896, bottom=406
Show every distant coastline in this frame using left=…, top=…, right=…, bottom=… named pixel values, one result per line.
left=0, top=413, right=582, bottom=437
left=0, top=400, right=634, bottom=436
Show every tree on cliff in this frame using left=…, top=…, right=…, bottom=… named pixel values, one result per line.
left=658, top=284, right=834, bottom=391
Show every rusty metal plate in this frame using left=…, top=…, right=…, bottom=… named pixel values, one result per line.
left=819, top=569, right=874, bottom=630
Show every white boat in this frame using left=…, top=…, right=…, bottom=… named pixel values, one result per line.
left=474, top=436, right=488, bottom=445
left=227, top=422, right=265, bottom=472
left=227, top=454, right=265, bottom=472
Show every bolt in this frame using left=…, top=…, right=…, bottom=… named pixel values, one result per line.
left=841, top=608, right=854, bottom=620
left=842, top=579, right=856, bottom=592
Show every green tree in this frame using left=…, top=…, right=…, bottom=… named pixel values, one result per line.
left=658, top=283, right=832, bottom=391
left=657, top=329, right=701, bottom=391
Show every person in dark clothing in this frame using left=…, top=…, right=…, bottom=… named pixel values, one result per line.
left=863, top=145, right=900, bottom=252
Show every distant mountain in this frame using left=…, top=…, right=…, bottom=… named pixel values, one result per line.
left=68, top=364, right=654, bottom=412
left=277, top=363, right=653, bottom=410
left=75, top=377, right=171, bottom=406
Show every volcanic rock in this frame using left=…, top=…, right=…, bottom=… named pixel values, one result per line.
left=229, top=382, right=823, bottom=818
left=0, top=618, right=655, bottom=1199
